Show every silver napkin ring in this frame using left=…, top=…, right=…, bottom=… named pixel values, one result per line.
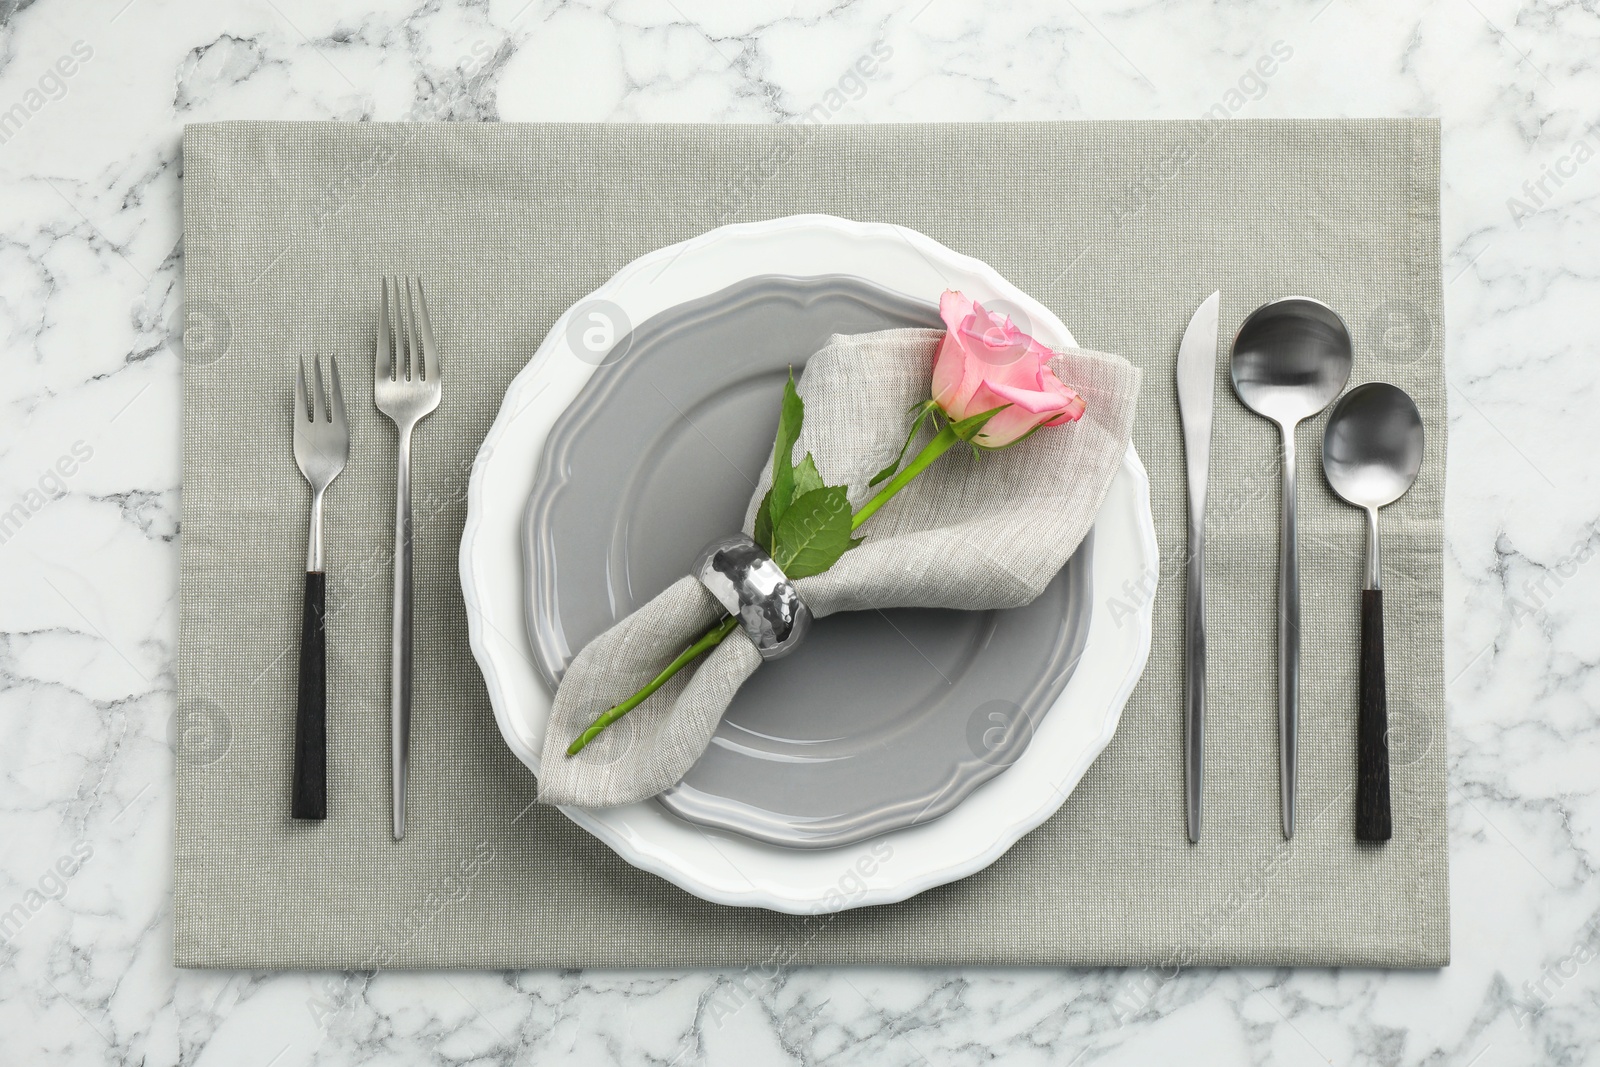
left=693, top=534, right=812, bottom=661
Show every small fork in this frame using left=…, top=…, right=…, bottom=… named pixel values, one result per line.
left=292, top=355, right=349, bottom=821
left=374, top=277, right=442, bottom=841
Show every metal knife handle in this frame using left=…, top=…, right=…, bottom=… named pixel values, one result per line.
left=1278, top=426, right=1300, bottom=839
left=391, top=425, right=415, bottom=841
left=1184, top=514, right=1205, bottom=844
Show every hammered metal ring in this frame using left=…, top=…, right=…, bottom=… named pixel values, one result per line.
left=693, top=534, right=812, bottom=661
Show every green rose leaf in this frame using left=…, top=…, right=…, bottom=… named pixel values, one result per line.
left=771, top=485, right=860, bottom=579
left=792, top=453, right=824, bottom=498
left=752, top=486, right=776, bottom=552
left=869, top=400, right=939, bottom=487
left=768, top=372, right=804, bottom=524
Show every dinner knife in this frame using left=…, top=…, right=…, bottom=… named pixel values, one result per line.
left=1176, top=291, right=1220, bottom=843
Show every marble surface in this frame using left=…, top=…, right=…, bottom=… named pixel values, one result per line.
left=0, top=0, right=1593, bottom=1062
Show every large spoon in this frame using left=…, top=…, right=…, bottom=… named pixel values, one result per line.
left=1322, top=383, right=1424, bottom=842
left=1231, top=298, right=1352, bottom=839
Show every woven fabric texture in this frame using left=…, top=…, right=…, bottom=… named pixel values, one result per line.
left=176, top=119, right=1446, bottom=969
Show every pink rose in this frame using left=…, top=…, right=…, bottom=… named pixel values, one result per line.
left=930, top=290, right=1087, bottom=448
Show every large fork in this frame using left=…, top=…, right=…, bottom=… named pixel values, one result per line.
left=374, top=277, right=442, bottom=841
left=292, top=355, right=349, bottom=821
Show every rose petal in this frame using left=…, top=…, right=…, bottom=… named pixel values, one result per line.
left=939, top=290, right=975, bottom=330
left=948, top=319, right=995, bottom=414
left=930, top=332, right=964, bottom=409
left=984, top=379, right=1077, bottom=415
left=974, top=404, right=1045, bottom=448
left=981, top=342, right=1047, bottom=389
left=1040, top=391, right=1087, bottom=424
left=1035, top=364, right=1086, bottom=422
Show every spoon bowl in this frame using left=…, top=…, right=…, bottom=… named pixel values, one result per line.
left=1231, top=297, right=1353, bottom=427
left=1322, top=383, right=1424, bottom=511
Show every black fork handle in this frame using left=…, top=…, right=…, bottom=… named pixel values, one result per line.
left=292, top=571, right=327, bottom=820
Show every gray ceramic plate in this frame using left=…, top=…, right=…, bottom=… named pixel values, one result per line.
left=524, top=274, right=1093, bottom=848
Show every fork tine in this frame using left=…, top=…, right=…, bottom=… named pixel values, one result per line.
left=389, top=276, right=405, bottom=381
left=312, top=354, right=330, bottom=423
left=296, top=357, right=309, bottom=423
left=400, top=275, right=422, bottom=383
left=411, top=277, right=440, bottom=383
left=329, top=355, right=347, bottom=426
left=376, top=278, right=393, bottom=384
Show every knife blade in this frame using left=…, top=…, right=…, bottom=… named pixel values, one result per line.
left=1176, top=291, right=1220, bottom=844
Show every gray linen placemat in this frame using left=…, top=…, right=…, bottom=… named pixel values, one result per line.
left=175, top=119, right=1447, bottom=969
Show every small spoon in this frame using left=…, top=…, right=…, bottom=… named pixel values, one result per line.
left=1231, top=297, right=1352, bottom=839
left=1322, top=382, right=1424, bottom=843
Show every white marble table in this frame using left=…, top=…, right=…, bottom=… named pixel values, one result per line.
left=1, top=0, right=1592, bottom=1062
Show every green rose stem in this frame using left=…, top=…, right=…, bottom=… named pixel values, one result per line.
left=564, top=615, right=739, bottom=755
left=848, top=423, right=960, bottom=530
left=564, top=423, right=964, bottom=757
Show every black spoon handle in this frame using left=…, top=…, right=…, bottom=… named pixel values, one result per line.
left=292, top=570, right=327, bottom=821
left=1356, top=588, right=1392, bottom=842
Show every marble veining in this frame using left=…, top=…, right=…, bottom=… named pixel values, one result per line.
left=1, top=0, right=1596, bottom=1063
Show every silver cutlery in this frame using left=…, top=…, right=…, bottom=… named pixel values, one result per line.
left=375, top=277, right=442, bottom=841
left=1322, top=383, right=1424, bottom=842
left=292, top=355, right=349, bottom=821
left=1176, top=291, right=1220, bottom=844
left=1231, top=298, right=1352, bottom=839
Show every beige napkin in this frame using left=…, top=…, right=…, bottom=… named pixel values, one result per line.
left=537, top=327, right=1142, bottom=806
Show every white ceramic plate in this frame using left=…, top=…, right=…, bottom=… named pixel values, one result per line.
left=461, top=214, right=1157, bottom=914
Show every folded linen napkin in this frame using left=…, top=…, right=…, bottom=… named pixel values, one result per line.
left=537, top=327, right=1142, bottom=807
